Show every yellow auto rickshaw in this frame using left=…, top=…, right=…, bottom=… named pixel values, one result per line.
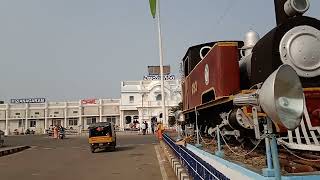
left=88, top=122, right=116, bottom=153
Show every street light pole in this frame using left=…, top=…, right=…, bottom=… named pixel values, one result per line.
left=156, top=0, right=166, bottom=126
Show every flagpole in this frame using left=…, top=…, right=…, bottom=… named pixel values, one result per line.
left=156, top=0, right=167, bottom=126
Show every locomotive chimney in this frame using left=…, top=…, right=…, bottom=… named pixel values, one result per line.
left=274, top=0, right=310, bottom=25
left=274, top=0, right=289, bottom=25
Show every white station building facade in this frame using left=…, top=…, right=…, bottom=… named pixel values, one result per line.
left=0, top=98, right=120, bottom=135
left=0, top=66, right=182, bottom=135
left=119, top=71, right=182, bottom=130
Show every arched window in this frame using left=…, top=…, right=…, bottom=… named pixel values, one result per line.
left=156, top=94, right=162, bottom=101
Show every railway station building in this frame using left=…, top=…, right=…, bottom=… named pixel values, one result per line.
left=0, top=98, right=120, bottom=135
left=119, top=77, right=182, bottom=130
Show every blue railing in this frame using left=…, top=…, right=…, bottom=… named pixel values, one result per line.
left=162, top=133, right=229, bottom=180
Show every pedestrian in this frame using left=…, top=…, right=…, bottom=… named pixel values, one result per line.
left=156, top=122, right=164, bottom=140
left=141, top=121, right=146, bottom=135
left=145, top=121, right=149, bottom=134
left=59, top=126, right=65, bottom=139
left=151, top=122, right=155, bottom=134
left=53, top=126, right=58, bottom=139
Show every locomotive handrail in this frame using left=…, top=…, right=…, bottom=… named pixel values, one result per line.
left=182, top=96, right=233, bottom=114
left=162, top=133, right=227, bottom=180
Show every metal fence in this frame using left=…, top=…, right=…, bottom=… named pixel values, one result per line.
left=162, top=133, right=229, bottom=180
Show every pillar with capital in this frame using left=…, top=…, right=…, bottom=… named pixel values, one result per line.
left=64, top=102, right=67, bottom=128
left=78, top=100, right=83, bottom=133
left=44, top=102, right=48, bottom=134
left=119, top=110, right=124, bottom=131
left=99, top=99, right=102, bottom=122
left=5, top=104, right=9, bottom=135
left=25, top=104, right=29, bottom=131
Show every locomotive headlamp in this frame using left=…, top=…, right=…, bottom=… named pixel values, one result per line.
left=284, top=0, right=310, bottom=17
left=234, top=64, right=304, bottom=130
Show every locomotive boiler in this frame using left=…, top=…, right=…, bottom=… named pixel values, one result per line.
left=181, top=0, right=320, bottom=150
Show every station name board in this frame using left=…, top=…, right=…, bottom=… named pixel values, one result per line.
left=143, top=75, right=175, bottom=81
left=81, top=99, right=97, bottom=104
left=11, top=98, right=46, bottom=104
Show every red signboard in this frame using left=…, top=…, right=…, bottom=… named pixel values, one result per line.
left=81, top=99, right=96, bottom=104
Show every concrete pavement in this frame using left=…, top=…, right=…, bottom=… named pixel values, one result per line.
left=0, top=133, right=176, bottom=180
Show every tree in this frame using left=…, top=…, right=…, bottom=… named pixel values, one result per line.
left=168, top=102, right=183, bottom=126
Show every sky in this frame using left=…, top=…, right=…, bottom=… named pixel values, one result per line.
left=0, top=0, right=319, bottom=102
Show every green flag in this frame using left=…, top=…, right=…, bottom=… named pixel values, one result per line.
left=149, top=0, right=156, bottom=18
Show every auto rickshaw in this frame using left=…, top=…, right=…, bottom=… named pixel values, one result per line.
left=88, top=122, right=116, bottom=153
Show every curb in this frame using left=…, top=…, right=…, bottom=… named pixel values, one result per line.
left=160, top=142, right=190, bottom=180
left=0, top=146, right=30, bottom=157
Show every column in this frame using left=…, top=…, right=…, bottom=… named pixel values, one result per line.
left=119, top=110, right=124, bottom=131
left=64, top=102, right=67, bottom=128
left=25, top=104, right=29, bottom=131
left=44, top=102, right=48, bottom=134
left=141, top=94, right=144, bottom=122
left=5, top=104, right=9, bottom=135
left=99, top=99, right=102, bottom=122
left=164, top=102, right=168, bottom=127
left=138, top=109, right=143, bottom=125
left=78, top=100, right=82, bottom=133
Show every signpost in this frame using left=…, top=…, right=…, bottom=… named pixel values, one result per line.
left=10, top=98, right=46, bottom=104
left=81, top=99, right=97, bottom=105
left=143, top=74, right=175, bottom=81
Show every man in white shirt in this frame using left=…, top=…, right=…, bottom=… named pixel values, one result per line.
left=140, top=122, right=146, bottom=135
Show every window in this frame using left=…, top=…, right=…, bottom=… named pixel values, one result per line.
left=86, top=117, right=97, bottom=125
left=69, top=118, right=78, bottom=126
left=30, top=120, right=36, bottom=127
left=107, top=116, right=116, bottom=124
left=54, top=112, right=59, bottom=114
left=35, top=112, right=40, bottom=115
left=156, top=94, right=162, bottom=101
left=15, top=112, right=21, bottom=115
left=73, top=110, right=78, bottom=114
left=18, top=120, right=25, bottom=127
left=143, top=109, right=147, bottom=116
left=129, top=96, right=134, bottom=103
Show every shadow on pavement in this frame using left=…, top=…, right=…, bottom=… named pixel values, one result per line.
left=93, top=146, right=135, bottom=153
left=114, top=145, right=135, bottom=152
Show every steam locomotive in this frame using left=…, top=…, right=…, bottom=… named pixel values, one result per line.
left=181, top=0, right=320, bottom=149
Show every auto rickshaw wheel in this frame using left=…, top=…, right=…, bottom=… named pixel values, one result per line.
left=90, top=146, right=95, bottom=153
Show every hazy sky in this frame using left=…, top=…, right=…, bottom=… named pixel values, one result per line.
left=0, top=0, right=319, bottom=101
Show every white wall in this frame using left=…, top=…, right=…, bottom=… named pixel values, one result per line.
left=67, top=108, right=79, bottom=117
left=0, top=110, right=5, bottom=120
left=83, top=106, right=99, bottom=115
left=9, top=110, right=26, bottom=119
left=29, top=109, right=45, bottom=118
left=0, top=121, right=5, bottom=131
left=102, top=105, right=119, bottom=115
left=48, top=109, right=64, bottom=117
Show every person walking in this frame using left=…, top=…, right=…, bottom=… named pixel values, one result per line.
left=59, top=126, right=65, bottom=139
left=145, top=121, right=149, bottom=134
left=156, top=122, right=164, bottom=140
left=141, top=121, right=146, bottom=135
left=53, top=126, right=58, bottom=139
left=151, top=121, right=155, bottom=134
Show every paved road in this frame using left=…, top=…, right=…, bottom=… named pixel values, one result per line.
left=0, top=133, right=167, bottom=180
